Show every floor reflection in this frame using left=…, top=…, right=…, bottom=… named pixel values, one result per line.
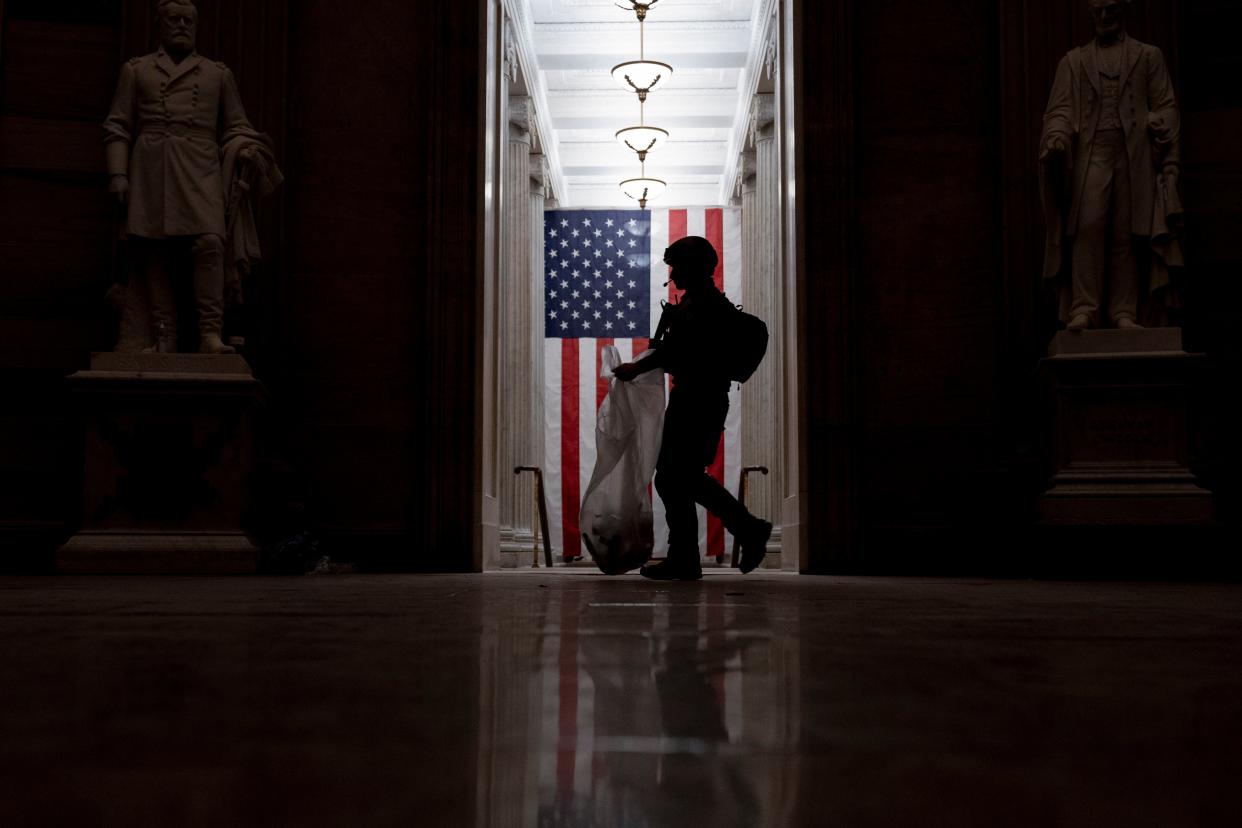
left=477, top=576, right=800, bottom=828
left=6, top=574, right=1242, bottom=825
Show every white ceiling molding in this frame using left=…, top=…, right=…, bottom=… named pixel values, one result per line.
left=718, top=0, right=777, bottom=205
left=546, top=87, right=740, bottom=100
left=554, top=115, right=734, bottom=128
left=530, top=0, right=751, bottom=20
left=536, top=53, right=748, bottom=70
left=555, top=0, right=733, bottom=7
left=503, top=0, right=570, bottom=205
left=534, top=20, right=750, bottom=34
left=525, top=0, right=759, bottom=208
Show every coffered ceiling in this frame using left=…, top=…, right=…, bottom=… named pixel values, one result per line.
left=519, top=0, right=764, bottom=208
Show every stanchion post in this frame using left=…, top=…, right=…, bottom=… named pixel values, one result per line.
left=730, top=465, right=769, bottom=568
left=515, top=466, right=555, bottom=568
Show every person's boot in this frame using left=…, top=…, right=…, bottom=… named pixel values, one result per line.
left=198, top=331, right=236, bottom=355
left=640, top=549, right=702, bottom=581
left=739, top=519, right=773, bottom=574
left=192, top=235, right=235, bottom=354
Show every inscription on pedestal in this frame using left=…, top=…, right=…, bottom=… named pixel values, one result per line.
left=1065, top=395, right=1179, bottom=469
left=1091, top=413, right=1160, bottom=446
left=1040, top=329, right=1211, bottom=525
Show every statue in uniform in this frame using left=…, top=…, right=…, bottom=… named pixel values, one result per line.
left=104, top=0, right=282, bottom=354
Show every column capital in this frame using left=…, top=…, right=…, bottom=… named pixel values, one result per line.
left=530, top=153, right=550, bottom=198
left=503, top=21, right=520, bottom=84
left=738, top=150, right=758, bottom=197
left=509, top=95, right=533, bottom=146
left=763, top=24, right=779, bottom=82
left=748, top=93, right=776, bottom=147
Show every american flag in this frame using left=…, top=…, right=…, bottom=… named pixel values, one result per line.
left=543, top=207, right=742, bottom=563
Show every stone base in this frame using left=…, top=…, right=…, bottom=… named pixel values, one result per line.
left=495, top=548, right=785, bottom=571
left=499, top=527, right=543, bottom=556
left=57, top=353, right=265, bottom=575
left=1047, top=326, right=1185, bottom=357
left=498, top=548, right=554, bottom=570
left=86, top=352, right=255, bottom=376
left=1039, top=478, right=1214, bottom=525
left=57, top=532, right=260, bottom=574
left=1038, top=328, right=1213, bottom=526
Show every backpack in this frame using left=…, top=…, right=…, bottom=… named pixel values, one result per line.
left=723, top=304, right=769, bottom=383
left=652, top=297, right=768, bottom=384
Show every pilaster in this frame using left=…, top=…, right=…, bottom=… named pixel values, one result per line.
left=499, top=96, right=539, bottom=552
left=741, top=93, right=783, bottom=549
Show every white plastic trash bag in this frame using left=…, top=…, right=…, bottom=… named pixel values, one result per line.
left=580, top=346, right=665, bottom=574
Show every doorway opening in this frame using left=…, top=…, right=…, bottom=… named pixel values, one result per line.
left=476, top=0, right=804, bottom=574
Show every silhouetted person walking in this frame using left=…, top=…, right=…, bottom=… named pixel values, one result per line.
left=614, top=236, right=772, bottom=580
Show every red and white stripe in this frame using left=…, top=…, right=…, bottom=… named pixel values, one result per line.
left=545, top=207, right=742, bottom=563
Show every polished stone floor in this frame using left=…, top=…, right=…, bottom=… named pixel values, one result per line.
left=2, top=571, right=1241, bottom=826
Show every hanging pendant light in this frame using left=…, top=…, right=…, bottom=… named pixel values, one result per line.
left=616, top=95, right=668, bottom=161
left=620, top=162, right=666, bottom=209
left=615, top=125, right=669, bottom=162
left=610, top=9, right=672, bottom=101
left=610, top=60, right=673, bottom=102
left=615, top=0, right=660, bottom=22
left=613, top=80, right=670, bottom=161
left=614, top=1, right=671, bottom=206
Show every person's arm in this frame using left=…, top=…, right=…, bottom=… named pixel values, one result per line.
left=1146, top=45, right=1180, bottom=176
left=613, top=348, right=664, bottom=382
left=1041, top=55, right=1074, bottom=162
left=218, top=66, right=260, bottom=145
left=103, top=61, right=137, bottom=206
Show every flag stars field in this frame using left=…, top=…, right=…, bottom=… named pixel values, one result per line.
left=545, top=211, right=649, bottom=342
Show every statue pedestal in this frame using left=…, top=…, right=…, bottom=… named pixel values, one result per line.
left=56, top=353, right=264, bottom=574
left=1038, top=328, right=1212, bottom=525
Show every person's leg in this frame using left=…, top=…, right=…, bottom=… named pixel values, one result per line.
left=691, top=469, right=771, bottom=572
left=654, top=464, right=698, bottom=562
left=693, top=472, right=756, bottom=537
left=191, top=233, right=235, bottom=354
left=1070, top=135, right=1117, bottom=328
left=648, top=465, right=703, bottom=579
left=678, top=391, right=767, bottom=537
left=1107, top=140, right=1138, bottom=325
left=645, top=390, right=703, bottom=579
left=652, top=388, right=772, bottom=575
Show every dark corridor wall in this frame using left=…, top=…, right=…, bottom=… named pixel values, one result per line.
left=0, top=1, right=1237, bottom=572
left=0, top=0, right=486, bottom=571
left=851, top=1, right=1003, bottom=560
left=796, top=0, right=1239, bottom=573
left=0, top=0, right=124, bottom=559
left=280, top=0, right=485, bottom=568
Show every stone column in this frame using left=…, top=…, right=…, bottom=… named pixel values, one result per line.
left=741, top=93, right=783, bottom=546
left=526, top=152, right=548, bottom=549
left=499, top=96, right=539, bottom=554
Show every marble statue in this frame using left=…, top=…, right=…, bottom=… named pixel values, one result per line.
left=104, top=0, right=282, bottom=354
left=1040, top=0, right=1183, bottom=331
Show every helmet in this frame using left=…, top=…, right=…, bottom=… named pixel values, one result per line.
left=662, top=236, right=718, bottom=280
